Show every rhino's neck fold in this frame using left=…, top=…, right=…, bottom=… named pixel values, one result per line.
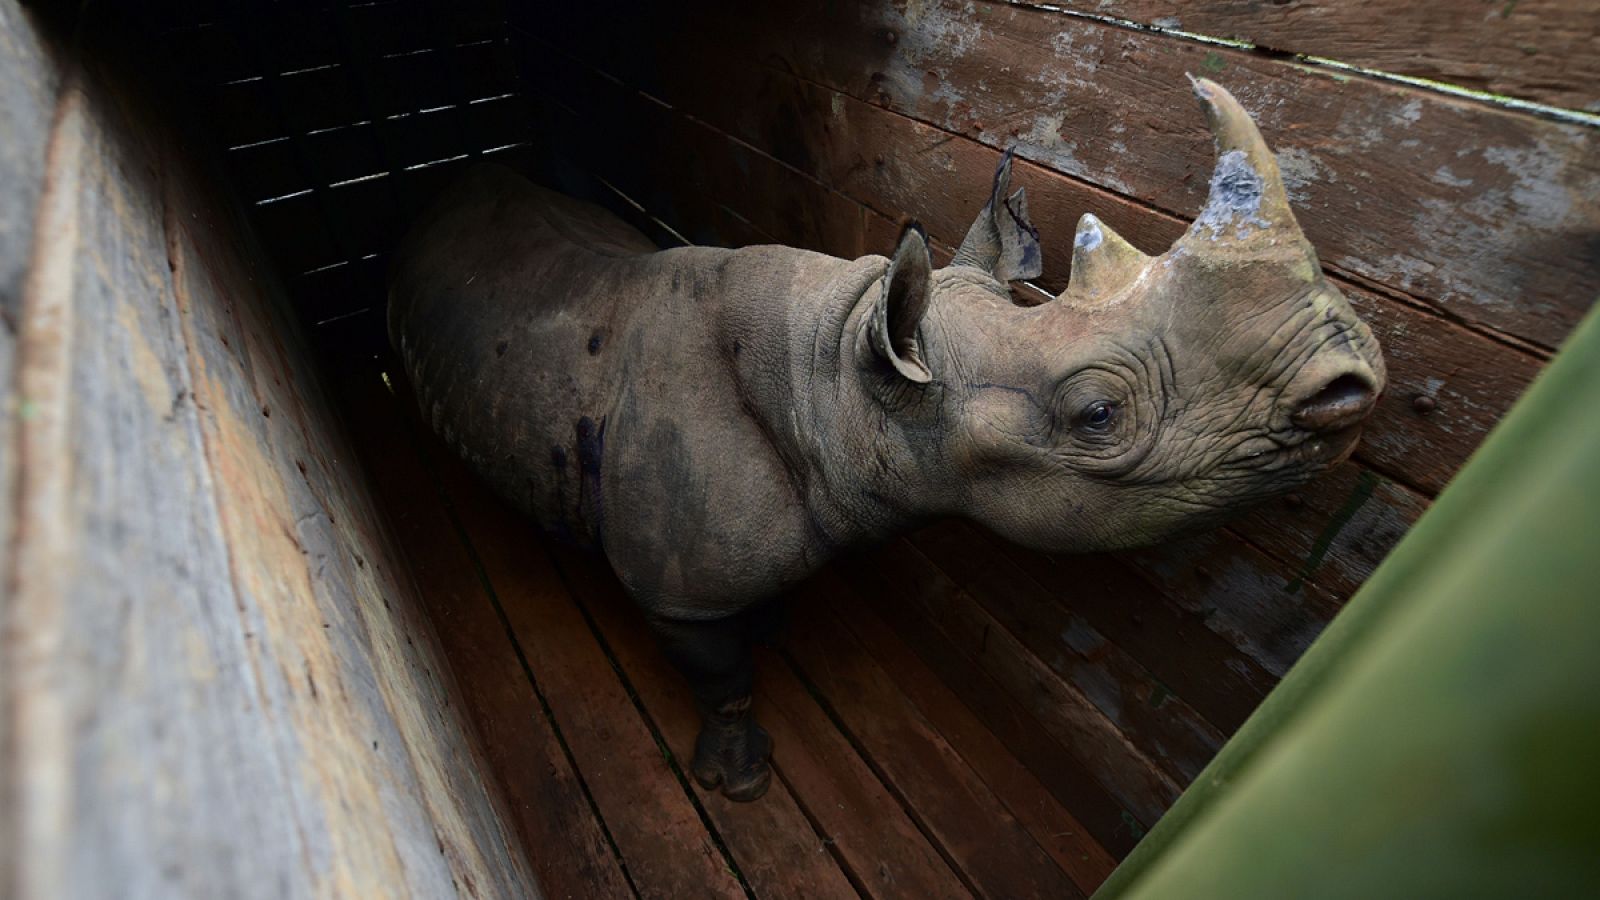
left=716, top=249, right=950, bottom=552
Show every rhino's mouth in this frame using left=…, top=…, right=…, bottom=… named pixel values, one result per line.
left=1228, top=425, right=1364, bottom=472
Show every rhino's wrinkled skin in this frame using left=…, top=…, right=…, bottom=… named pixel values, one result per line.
left=390, top=79, right=1385, bottom=801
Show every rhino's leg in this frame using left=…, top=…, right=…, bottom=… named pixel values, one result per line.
left=650, top=612, right=773, bottom=802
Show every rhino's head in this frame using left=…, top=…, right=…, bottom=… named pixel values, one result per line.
left=860, top=78, right=1385, bottom=551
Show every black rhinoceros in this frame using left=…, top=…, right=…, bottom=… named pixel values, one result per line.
left=389, top=78, right=1385, bottom=801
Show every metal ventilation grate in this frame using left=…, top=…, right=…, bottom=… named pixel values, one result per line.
left=155, top=0, right=532, bottom=359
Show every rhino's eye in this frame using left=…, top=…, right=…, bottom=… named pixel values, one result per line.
left=1079, top=400, right=1118, bottom=432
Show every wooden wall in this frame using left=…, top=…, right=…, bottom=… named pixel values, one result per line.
left=0, top=4, right=535, bottom=896
left=81, top=0, right=1596, bottom=876
left=500, top=0, right=1598, bottom=855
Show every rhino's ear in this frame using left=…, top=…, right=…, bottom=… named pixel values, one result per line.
left=868, top=224, right=935, bottom=384
left=951, top=149, right=1043, bottom=283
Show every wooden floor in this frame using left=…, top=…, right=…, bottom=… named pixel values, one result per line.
left=340, top=365, right=1124, bottom=899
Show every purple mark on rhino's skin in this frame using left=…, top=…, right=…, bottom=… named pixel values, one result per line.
left=588, top=330, right=604, bottom=355
left=576, top=415, right=607, bottom=537
left=576, top=417, right=605, bottom=474
left=1195, top=150, right=1270, bottom=239
left=550, top=445, right=568, bottom=470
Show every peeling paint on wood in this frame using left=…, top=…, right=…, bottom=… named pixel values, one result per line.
left=1008, top=0, right=1600, bottom=113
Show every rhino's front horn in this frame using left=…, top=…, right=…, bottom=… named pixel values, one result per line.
left=1062, top=214, right=1150, bottom=303
left=1176, top=76, right=1302, bottom=248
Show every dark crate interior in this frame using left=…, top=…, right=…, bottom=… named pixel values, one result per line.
left=118, top=0, right=1589, bottom=896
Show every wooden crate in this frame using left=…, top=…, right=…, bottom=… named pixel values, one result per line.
left=4, top=1, right=1594, bottom=897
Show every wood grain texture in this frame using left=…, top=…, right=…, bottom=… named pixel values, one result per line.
left=861, top=539, right=1182, bottom=830
left=809, top=568, right=1119, bottom=894
left=344, top=374, right=633, bottom=900
left=839, top=548, right=1140, bottom=856
left=542, top=540, right=862, bottom=900
left=0, top=19, right=61, bottom=851
left=169, top=141, right=530, bottom=900
left=910, top=524, right=1227, bottom=785
left=754, top=646, right=976, bottom=900
left=784, top=580, right=1089, bottom=900
left=1009, top=0, right=1600, bottom=113
left=977, top=541, right=1277, bottom=735
left=2, top=13, right=535, bottom=897
left=434, top=459, right=746, bottom=900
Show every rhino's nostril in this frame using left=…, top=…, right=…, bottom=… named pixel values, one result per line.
left=1292, top=373, right=1378, bottom=433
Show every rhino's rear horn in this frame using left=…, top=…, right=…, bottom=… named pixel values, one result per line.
left=953, top=148, right=1043, bottom=283
left=1175, top=77, right=1303, bottom=248
left=1062, top=214, right=1151, bottom=303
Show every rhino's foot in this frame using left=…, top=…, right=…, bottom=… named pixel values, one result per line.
left=690, top=697, right=773, bottom=802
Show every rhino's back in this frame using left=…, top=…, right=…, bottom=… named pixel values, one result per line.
left=387, top=165, right=662, bottom=544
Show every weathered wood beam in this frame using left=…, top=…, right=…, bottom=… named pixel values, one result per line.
left=1003, top=0, right=1600, bottom=113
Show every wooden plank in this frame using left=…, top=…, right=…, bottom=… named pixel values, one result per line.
left=962, top=470, right=1425, bottom=738
left=537, top=538, right=862, bottom=900
left=784, top=581, right=1089, bottom=899
left=5, top=71, right=338, bottom=900
left=0, top=10, right=60, bottom=730
left=4, top=27, right=535, bottom=895
left=520, top=470, right=973, bottom=899
left=910, top=524, right=1227, bottom=784
left=965, top=472, right=1426, bottom=725
left=856, top=540, right=1183, bottom=831
left=168, top=131, right=537, bottom=900
left=756, top=646, right=975, bottom=900
left=0, top=14, right=60, bottom=864
left=976, top=538, right=1277, bottom=736
left=164, top=21, right=537, bottom=891
left=180, top=214, right=529, bottom=899
left=1116, top=531, right=1340, bottom=678
left=952, top=477, right=1395, bottom=717
left=0, top=0, right=58, bottom=331
left=431, top=452, right=747, bottom=900
left=1229, top=460, right=1429, bottom=602
left=812, top=568, right=1120, bottom=894
left=1009, top=0, right=1600, bottom=113
left=1341, top=288, right=1544, bottom=495
left=342, top=373, right=635, bottom=900
left=537, top=0, right=1600, bottom=349
left=840, top=551, right=1149, bottom=858
left=929, top=472, right=1417, bottom=700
